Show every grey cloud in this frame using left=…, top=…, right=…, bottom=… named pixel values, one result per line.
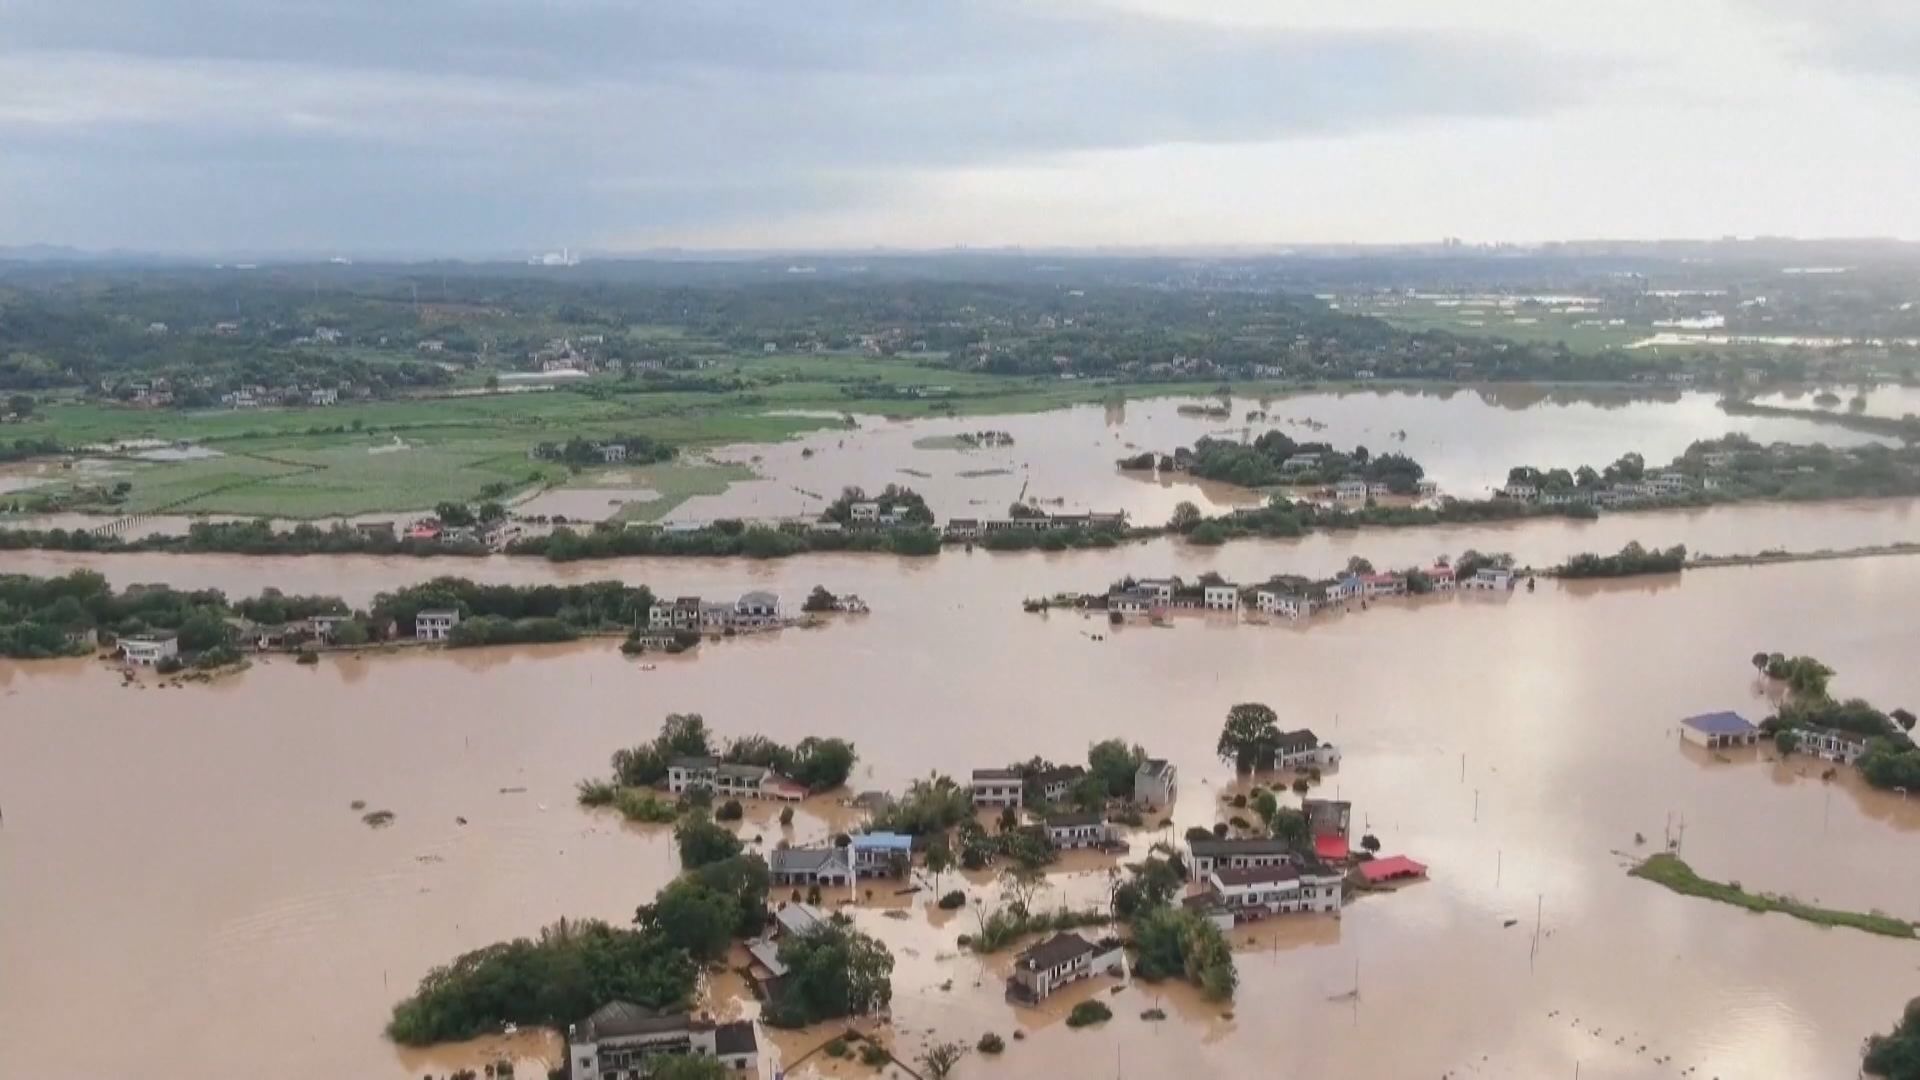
left=0, top=2, right=1598, bottom=252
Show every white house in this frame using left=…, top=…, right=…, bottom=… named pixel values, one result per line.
left=309, top=387, right=338, bottom=406
left=566, top=1003, right=757, bottom=1080
left=414, top=610, right=460, bottom=641
left=1043, top=812, right=1110, bottom=851
left=1417, top=479, right=1439, bottom=497
left=1334, top=479, right=1369, bottom=502
left=1208, top=863, right=1344, bottom=918
left=1502, top=483, right=1538, bottom=501
left=769, top=845, right=852, bottom=887
left=1202, top=584, right=1239, bottom=611
left=971, top=768, right=1024, bottom=808
left=1679, top=711, right=1761, bottom=749
left=598, top=443, right=628, bottom=464
left=1186, top=836, right=1295, bottom=880
left=1275, top=729, right=1340, bottom=769
left=1253, top=586, right=1311, bottom=619
left=1134, top=759, right=1177, bottom=809
left=1007, top=933, right=1125, bottom=1004
left=1797, top=726, right=1871, bottom=765
left=1427, top=565, right=1456, bottom=591
left=1283, top=453, right=1321, bottom=471
left=1466, top=567, right=1515, bottom=591
left=850, top=501, right=881, bottom=523
left=733, top=591, right=781, bottom=627
left=1109, top=588, right=1156, bottom=616
left=1137, top=578, right=1180, bottom=603
left=119, top=631, right=179, bottom=667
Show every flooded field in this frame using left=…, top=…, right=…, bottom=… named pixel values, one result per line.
left=1750, top=383, right=1920, bottom=422
left=673, top=387, right=1886, bottom=524
left=4, top=504, right=1920, bottom=1079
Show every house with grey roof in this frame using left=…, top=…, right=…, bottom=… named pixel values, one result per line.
left=566, top=1002, right=757, bottom=1080
left=769, top=845, right=851, bottom=888
left=1134, top=758, right=1177, bottom=809
left=1007, top=933, right=1125, bottom=1004
left=971, top=767, right=1024, bottom=809
left=1186, top=836, right=1297, bottom=881
left=1043, top=811, right=1112, bottom=851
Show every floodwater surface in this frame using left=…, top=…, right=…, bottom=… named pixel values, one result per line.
left=4, top=510, right=1920, bottom=1078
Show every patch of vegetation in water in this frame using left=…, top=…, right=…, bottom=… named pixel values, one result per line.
left=1630, top=853, right=1915, bottom=938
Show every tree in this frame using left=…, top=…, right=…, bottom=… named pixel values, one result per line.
left=790, top=737, right=858, bottom=791
left=1269, top=808, right=1310, bottom=850
left=1290, top=778, right=1310, bottom=796
left=923, top=836, right=953, bottom=895
left=1345, top=555, right=1374, bottom=575
left=1893, top=708, right=1917, bottom=733
left=1751, top=651, right=1770, bottom=674
left=1250, top=789, right=1278, bottom=827
left=1217, top=702, right=1282, bottom=772
left=802, top=585, right=838, bottom=613
left=175, top=610, right=232, bottom=652
left=657, top=713, right=713, bottom=758
left=434, top=501, right=476, bottom=528
left=1360, top=834, right=1381, bottom=854
left=674, top=813, right=742, bottom=869
left=769, top=920, right=895, bottom=1026
left=1087, top=738, right=1145, bottom=799
left=1168, top=501, right=1202, bottom=532
left=1775, top=729, right=1798, bottom=755
left=637, top=880, right=737, bottom=962
left=6, top=394, right=33, bottom=417
left=919, top=1041, right=967, bottom=1080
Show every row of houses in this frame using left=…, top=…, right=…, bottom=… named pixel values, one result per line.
left=1107, top=565, right=1515, bottom=622
left=1331, top=478, right=1440, bottom=502
left=1679, top=710, right=1873, bottom=764
left=943, top=510, right=1128, bottom=540
left=665, top=757, right=809, bottom=801
left=1500, top=473, right=1699, bottom=505
left=768, top=832, right=915, bottom=888
left=647, top=592, right=783, bottom=632
left=968, top=758, right=1178, bottom=812
left=565, top=1003, right=757, bottom=1080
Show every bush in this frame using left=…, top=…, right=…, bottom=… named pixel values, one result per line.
left=857, top=1042, right=890, bottom=1067
left=823, top=1039, right=849, bottom=1059
left=938, top=890, right=966, bottom=910
left=715, top=799, right=745, bottom=822
left=977, top=1032, right=1005, bottom=1054
left=778, top=806, right=794, bottom=826
left=1066, top=1000, right=1113, bottom=1028
left=295, top=651, right=319, bottom=665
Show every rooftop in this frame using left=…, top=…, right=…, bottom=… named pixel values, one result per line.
left=1044, top=811, right=1105, bottom=829
left=1138, top=758, right=1174, bottom=777
left=1681, top=711, right=1759, bottom=736
left=574, top=1001, right=690, bottom=1042
left=713, top=1019, right=758, bottom=1058
left=1188, top=836, right=1293, bottom=858
left=1275, top=729, right=1322, bottom=752
left=769, top=846, right=848, bottom=874
left=670, top=756, right=721, bottom=771
left=1213, top=865, right=1302, bottom=887
left=972, top=768, right=1023, bottom=781
left=1358, top=855, right=1428, bottom=883
left=1014, top=932, right=1097, bottom=972
left=850, top=831, right=913, bottom=852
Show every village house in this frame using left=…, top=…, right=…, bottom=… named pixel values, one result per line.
left=1043, top=811, right=1111, bottom=851
left=1207, top=862, right=1344, bottom=919
left=1136, top=578, right=1180, bottom=604
left=1275, top=729, right=1340, bottom=769
left=1108, top=588, right=1156, bottom=616
left=733, top=591, right=781, bottom=628
left=1006, top=933, right=1125, bottom=1004
left=943, top=518, right=982, bottom=541
left=700, top=602, right=735, bottom=631
left=413, top=609, right=460, bottom=641
left=118, top=631, right=179, bottom=667
left=355, top=522, right=396, bottom=542
left=1251, top=579, right=1313, bottom=619
left=1203, top=583, right=1240, bottom=611
left=598, top=443, right=627, bottom=464
left=849, top=832, right=913, bottom=877
left=1703, top=451, right=1737, bottom=469
left=566, top=1003, right=757, bottom=1080
left=1797, top=726, right=1872, bottom=765
left=1033, top=765, right=1086, bottom=803
left=666, top=758, right=806, bottom=801
left=308, top=387, right=338, bottom=406
left=1465, top=567, right=1516, bottom=591
left=1186, top=836, right=1296, bottom=880
left=1302, top=798, right=1353, bottom=840
left=769, top=845, right=852, bottom=888
left=1283, top=452, right=1321, bottom=471
left=1501, top=483, right=1538, bottom=501
left=971, top=768, right=1024, bottom=808
left=1334, top=479, right=1369, bottom=502
left=1135, top=758, right=1177, bottom=809
left=1367, top=481, right=1392, bottom=497
left=1427, top=564, right=1456, bottom=591
left=1361, top=573, right=1407, bottom=598
left=1680, top=711, right=1761, bottom=749
left=1417, top=478, right=1440, bottom=497
left=849, top=501, right=881, bottom=524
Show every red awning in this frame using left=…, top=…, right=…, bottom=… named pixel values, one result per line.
left=1313, top=834, right=1349, bottom=861
left=1358, top=855, right=1428, bottom=883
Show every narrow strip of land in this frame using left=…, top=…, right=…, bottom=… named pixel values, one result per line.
left=1629, top=853, right=1917, bottom=939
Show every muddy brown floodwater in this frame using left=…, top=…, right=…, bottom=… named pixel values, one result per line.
left=4, top=504, right=1920, bottom=1079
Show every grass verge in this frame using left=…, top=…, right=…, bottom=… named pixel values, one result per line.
left=1630, top=853, right=1916, bottom=939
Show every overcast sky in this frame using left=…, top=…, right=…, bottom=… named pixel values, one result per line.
left=3, top=0, right=1918, bottom=254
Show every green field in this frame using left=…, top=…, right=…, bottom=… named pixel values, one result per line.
left=1367, top=303, right=1650, bottom=353
left=1630, top=853, right=1917, bottom=939
left=13, top=352, right=1258, bottom=518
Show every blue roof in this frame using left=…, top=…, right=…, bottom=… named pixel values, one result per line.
left=850, top=831, right=913, bottom=852
left=1682, top=711, right=1757, bottom=735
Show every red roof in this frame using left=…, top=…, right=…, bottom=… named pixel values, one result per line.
left=1358, top=855, right=1427, bottom=883
left=1313, top=834, right=1350, bottom=861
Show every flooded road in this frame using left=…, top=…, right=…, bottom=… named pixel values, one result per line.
left=4, top=509, right=1920, bottom=1079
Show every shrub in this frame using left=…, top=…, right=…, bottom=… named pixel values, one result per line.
left=1066, top=1000, right=1112, bottom=1028
left=823, top=1039, right=849, bottom=1059
left=977, top=1033, right=1005, bottom=1054
left=858, top=1042, right=890, bottom=1067
left=716, top=799, right=745, bottom=822
left=778, top=806, right=794, bottom=826
left=939, top=890, right=967, bottom=910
